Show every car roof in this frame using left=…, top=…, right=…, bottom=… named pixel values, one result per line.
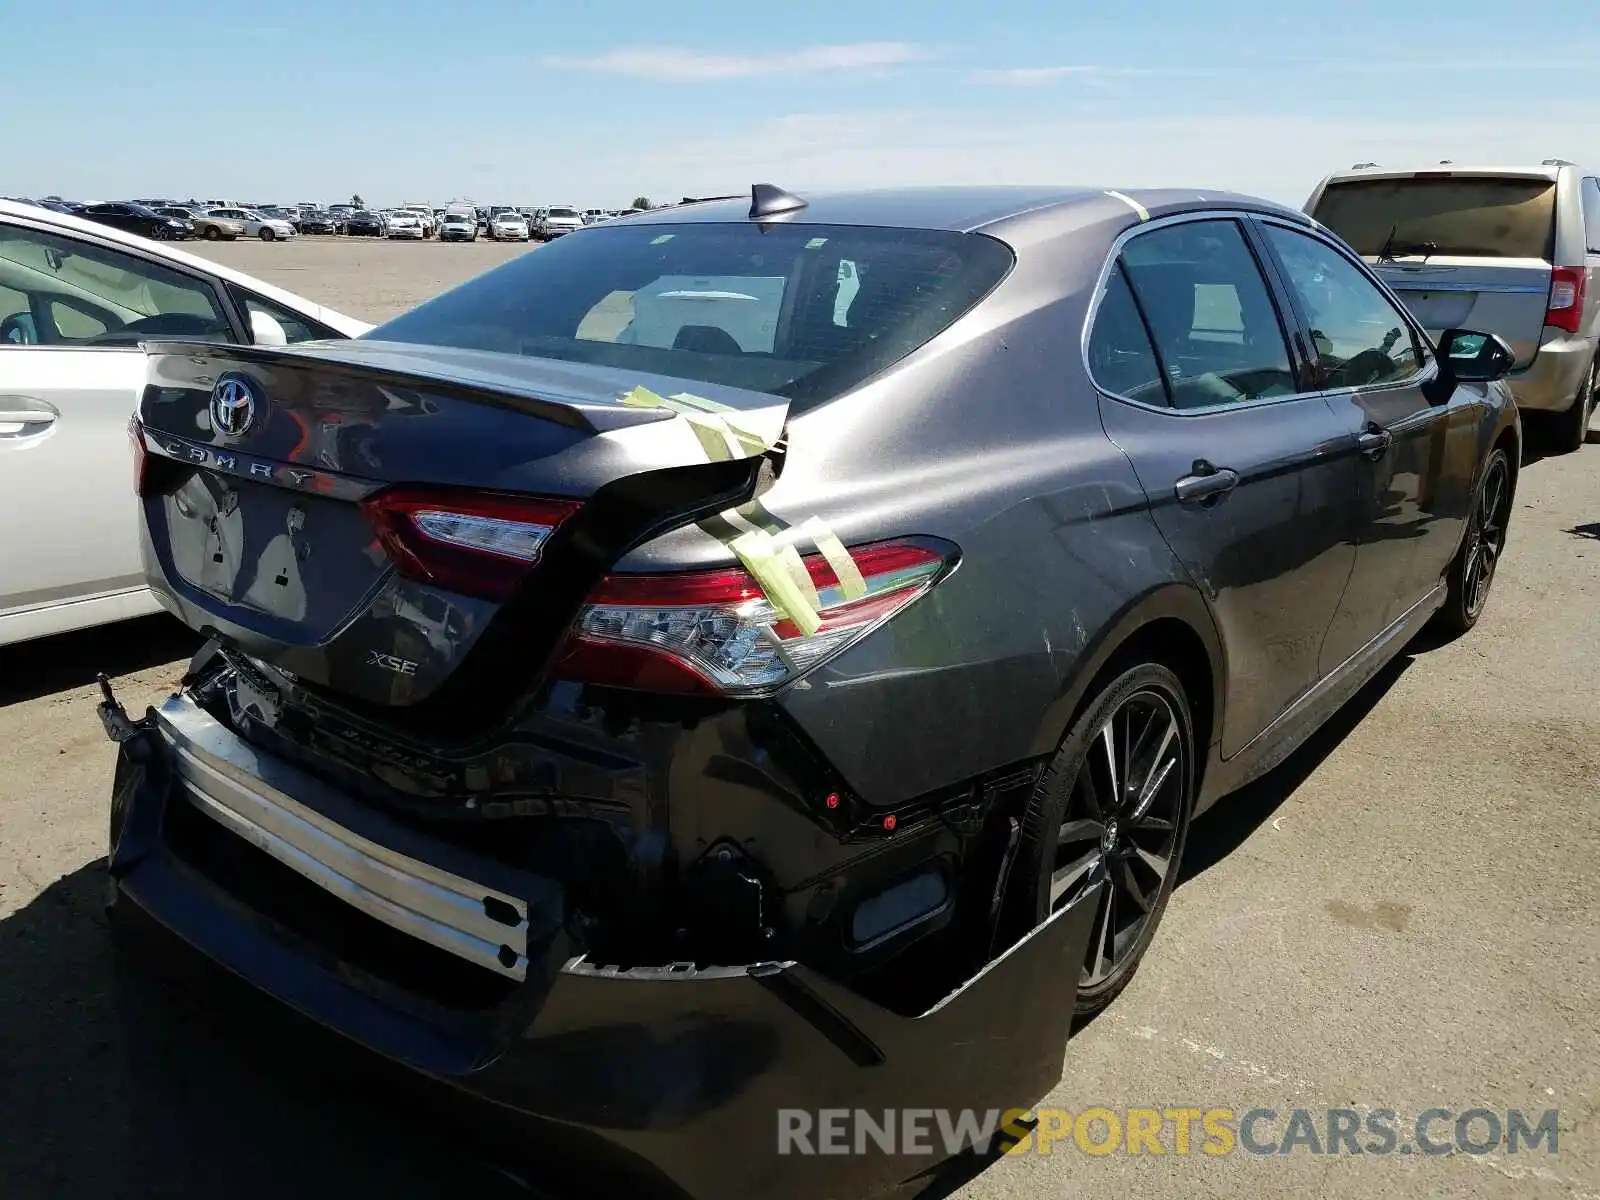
left=621, top=185, right=1313, bottom=239
left=1317, top=162, right=1593, bottom=184
left=0, top=198, right=372, bottom=336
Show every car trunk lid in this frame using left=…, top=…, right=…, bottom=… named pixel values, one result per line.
left=134, top=339, right=786, bottom=710
left=1368, top=256, right=1554, bottom=368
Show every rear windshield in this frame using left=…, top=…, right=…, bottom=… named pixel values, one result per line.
left=366, top=221, right=1014, bottom=407
left=1312, top=176, right=1557, bottom=259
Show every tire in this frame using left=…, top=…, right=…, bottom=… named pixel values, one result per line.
left=1008, top=661, right=1196, bottom=1018
left=202, top=226, right=221, bottom=241
left=1550, top=355, right=1597, bottom=455
left=258, top=228, right=275, bottom=242
left=1434, top=446, right=1513, bottom=636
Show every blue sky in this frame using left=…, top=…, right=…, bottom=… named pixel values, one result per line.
left=5, top=0, right=1595, bottom=209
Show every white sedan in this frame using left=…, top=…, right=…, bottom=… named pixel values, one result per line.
left=203, top=207, right=297, bottom=242
left=0, top=198, right=370, bottom=647
left=490, top=211, right=530, bottom=241
left=385, top=211, right=426, bottom=239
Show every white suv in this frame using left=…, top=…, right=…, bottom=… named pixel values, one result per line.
left=1307, top=160, right=1600, bottom=451
left=537, top=206, right=584, bottom=240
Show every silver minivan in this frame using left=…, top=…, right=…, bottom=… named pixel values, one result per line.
left=1305, top=161, right=1600, bottom=451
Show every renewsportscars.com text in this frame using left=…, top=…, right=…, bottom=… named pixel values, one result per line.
left=776, top=1106, right=1560, bottom=1158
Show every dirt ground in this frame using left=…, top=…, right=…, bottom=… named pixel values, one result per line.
left=0, top=235, right=1595, bottom=1200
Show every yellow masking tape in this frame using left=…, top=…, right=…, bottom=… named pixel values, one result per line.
left=728, top=530, right=822, bottom=636
left=619, top=386, right=769, bottom=458
left=777, top=542, right=821, bottom=614
left=1105, top=190, right=1151, bottom=222
left=679, top=410, right=739, bottom=461
left=801, top=516, right=867, bottom=601
left=668, top=391, right=736, bottom=414
left=621, top=382, right=871, bottom=634
left=619, top=384, right=669, bottom=410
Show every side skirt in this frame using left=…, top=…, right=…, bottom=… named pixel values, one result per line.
left=1200, top=580, right=1447, bottom=807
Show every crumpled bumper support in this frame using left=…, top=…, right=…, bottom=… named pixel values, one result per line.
left=99, top=679, right=1103, bottom=1200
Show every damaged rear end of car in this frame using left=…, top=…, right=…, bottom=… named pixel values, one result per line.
left=103, top=207, right=1105, bottom=1199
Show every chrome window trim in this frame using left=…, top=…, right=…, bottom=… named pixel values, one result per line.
left=1080, top=208, right=1326, bottom=416
left=1251, top=213, right=1441, bottom=399
left=1083, top=208, right=1447, bottom=416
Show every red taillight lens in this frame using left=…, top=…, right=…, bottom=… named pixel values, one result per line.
left=360, top=487, right=582, bottom=601
left=553, top=539, right=949, bottom=695
left=1547, top=266, right=1585, bottom=335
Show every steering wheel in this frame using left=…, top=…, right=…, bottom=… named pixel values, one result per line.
left=0, top=312, right=36, bottom=345
left=117, top=313, right=223, bottom=336
left=82, top=312, right=226, bottom=346
left=1331, top=348, right=1396, bottom=388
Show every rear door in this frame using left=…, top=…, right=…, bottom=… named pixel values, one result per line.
left=0, top=214, right=240, bottom=631
left=1255, top=218, right=1480, bottom=670
left=1309, top=172, right=1559, bottom=368
left=1092, top=215, right=1360, bottom=757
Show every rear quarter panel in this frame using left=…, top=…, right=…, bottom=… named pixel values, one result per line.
left=628, top=201, right=1218, bottom=807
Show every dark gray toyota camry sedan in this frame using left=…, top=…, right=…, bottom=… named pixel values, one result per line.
left=104, top=183, right=1518, bottom=1200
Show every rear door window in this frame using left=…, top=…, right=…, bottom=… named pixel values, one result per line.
left=1087, top=266, right=1167, bottom=404
left=228, top=284, right=344, bottom=344
left=1117, top=219, right=1298, bottom=409
left=1311, top=176, right=1558, bottom=260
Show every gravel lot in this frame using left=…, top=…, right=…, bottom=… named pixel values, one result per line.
left=0, top=237, right=1596, bottom=1200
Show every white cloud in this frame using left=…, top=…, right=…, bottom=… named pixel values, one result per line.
left=972, top=66, right=1106, bottom=86
left=540, top=42, right=931, bottom=82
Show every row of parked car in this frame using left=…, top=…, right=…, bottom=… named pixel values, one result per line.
left=1, top=197, right=644, bottom=244
left=444, top=204, right=633, bottom=241
left=0, top=198, right=305, bottom=241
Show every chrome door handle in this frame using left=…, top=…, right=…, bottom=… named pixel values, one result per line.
left=0, top=395, right=59, bottom=435
left=1357, top=425, right=1393, bottom=459
left=1174, top=461, right=1240, bottom=505
left=0, top=409, right=57, bottom=427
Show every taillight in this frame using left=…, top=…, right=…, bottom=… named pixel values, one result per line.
left=1547, top=266, right=1586, bottom=335
left=360, top=487, right=582, bottom=601
left=553, top=540, right=949, bottom=695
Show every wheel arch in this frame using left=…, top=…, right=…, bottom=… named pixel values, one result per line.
left=1029, top=583, right=1224, bottom=798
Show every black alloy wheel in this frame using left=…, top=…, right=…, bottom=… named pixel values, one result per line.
left=1013, top=662, right=1195, bottom=1016
left=1437, top=446, right=1513, bottom=634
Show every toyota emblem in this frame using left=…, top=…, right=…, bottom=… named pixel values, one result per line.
left=210, top=374, right=260, bottom=437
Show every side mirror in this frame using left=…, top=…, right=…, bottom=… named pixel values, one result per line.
left=1438, top=328, right=1515, bottom=382
left=249, top=309, right=289, bottom=347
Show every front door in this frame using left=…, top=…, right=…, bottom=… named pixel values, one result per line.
left=1092, top=216, right=1360, bottom=757
left=1255, top=221, right=1482, bottom=671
